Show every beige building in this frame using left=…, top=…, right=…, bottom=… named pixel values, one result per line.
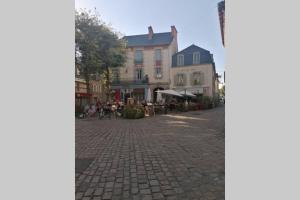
left=171, top=44, right=218, bottom=98
left=111, top=27, right=219, bottom=102
left=111, top=26, right=178, bottom=102
left=75, top=77, right=104, bottom=113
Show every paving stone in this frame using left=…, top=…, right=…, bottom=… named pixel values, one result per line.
left=94, top=188, right=104, bottom=196
left=75, top=106, right=225, bottom=200
left=149, top=180, right=159, bottom=186
left=152, top=193, right=164, bottom=199
left=102, top=192, right=113, bottom=200
left=105, top=182, right=114, bottom=188
left=84, top=189, right=94, bottom=196
left=131, top=187, right=139, bottom=194
left=151, top=186, right=161, bottom=193
left=141, top=195, right=152, bottom=200
left=75, top=192, right=84, bottom=199
left=140, top=189, right=151, bottom=195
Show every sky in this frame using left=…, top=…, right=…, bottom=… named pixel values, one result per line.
left=75, top=0, right=224, bottom=83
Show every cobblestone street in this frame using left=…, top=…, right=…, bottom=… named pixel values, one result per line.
left=76, top=105, right=225, bottom=200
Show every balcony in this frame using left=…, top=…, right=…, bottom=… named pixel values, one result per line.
left=155, top=60, right=162, bottom=66
left=111, top=77, right=149, bottom=86
left=134, top=59, right=143, bottom=65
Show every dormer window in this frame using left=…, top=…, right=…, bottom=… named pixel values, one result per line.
left=193, top=52, right=200, bottom=64
left=177, top=54, right=184, bottom=66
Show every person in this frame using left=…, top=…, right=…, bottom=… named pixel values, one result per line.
left=116, top=102, right=123, bottom=118
left=96, top=101, right=104, bottom=119
left=105, top=102, right=112, bottom=119
left=83, top=104, right=90, bottom=118
left=111, top=102, right=117, bottom=119
left=87, top=104, right=94, bottom=118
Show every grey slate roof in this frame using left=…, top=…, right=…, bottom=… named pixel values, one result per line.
left=172, top=44, right=214, bottom=67
left=123, top=32, right=173, bottom=47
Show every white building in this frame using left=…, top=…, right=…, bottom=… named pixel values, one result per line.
left=171, top=44, right=218, bottom=98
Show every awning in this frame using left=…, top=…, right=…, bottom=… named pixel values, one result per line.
left=179, top=91, right=196, bottom=97
left=75, top=93, right=92, bottom=97
left=155, top=89, right=183, bottom=97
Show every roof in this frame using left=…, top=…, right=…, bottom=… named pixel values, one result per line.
left=123, top=32, right=173, bottom=47
left=172, top=44, right=214, bottom=67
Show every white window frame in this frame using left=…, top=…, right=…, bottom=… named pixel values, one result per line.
left=175, top=73, right=186, bottom=86
left=155, top=49, right=162, bottom=61
left=155, top=67, right=163, bottom=79
left=193, top=52, right=200, bottom=64
left=135, top=50, right=143, bottom=62
left=177, top=54, right=184, bottom=66
left=191, top=71, right=203, bottom=86
left=136, top=68, right=143, bottom=80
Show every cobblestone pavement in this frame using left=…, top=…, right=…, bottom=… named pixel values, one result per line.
left=76, top=105, right=225, bottom=200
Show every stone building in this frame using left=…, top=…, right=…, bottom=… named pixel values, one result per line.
left=171, top=44, right=218, bottom=98
left=111, top=26, right=178, bottom=102
left=111, top=26, right=219, bottom=102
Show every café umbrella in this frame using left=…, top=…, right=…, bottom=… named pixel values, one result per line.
left=155, top=89, right=183, bottom=97
left=179, top=90, right=196, bottom=97
left=146, top=87, right=152, bottom=102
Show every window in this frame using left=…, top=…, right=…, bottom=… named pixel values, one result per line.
left=134, top=50, right=143, bottom=63
left=136, top=68, right=143, bottom=80
left=177, top=54, right=184, bottom=66
left=112, top=68, right=120, bottom=82
left=193, top=52, right=200, bottom=64
left=76, top=82, right=79, bottom=91
left=175, top=73, right=186, bottom=86
left=155, top=67, right=162, bottom=79
left=155, top=49, right=161, bottom=61
left=191, top=72, right=203, bottom=85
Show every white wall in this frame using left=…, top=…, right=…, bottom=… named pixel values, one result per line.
left=170, top=63, right=214, bottom=97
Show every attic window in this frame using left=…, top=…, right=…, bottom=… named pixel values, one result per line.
left=177, top=54, right=184, bottom=66
left=193, top=52, right=200, bottom=64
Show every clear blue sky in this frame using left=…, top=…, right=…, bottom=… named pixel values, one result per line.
left=75, top=0, right=224, bottom=82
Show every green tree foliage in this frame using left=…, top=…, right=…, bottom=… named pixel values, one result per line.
left=75, top=9, right=126, bottom=101
left=219, top=85, right=225, bottom=97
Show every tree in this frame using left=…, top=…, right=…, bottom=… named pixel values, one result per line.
left=75, top=9, right=126, bottom=102
left=219, top=85, right=225, bottom=97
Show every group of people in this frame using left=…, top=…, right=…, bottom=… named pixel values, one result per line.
left=82, top=101, right=124, bottom=119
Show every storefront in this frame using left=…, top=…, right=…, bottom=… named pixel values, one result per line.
left=75, top=92, right=92, bottom=112
left=112, top=86, right=148, bottom=103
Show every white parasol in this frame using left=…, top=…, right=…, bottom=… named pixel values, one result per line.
left=156, top=89, right=183, bottom=97
left=146, top=87, right=152, bottom=102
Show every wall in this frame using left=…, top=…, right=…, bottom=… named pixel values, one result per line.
left=170, top=63, right=214, bottom=97
left=119, top=39, right=177, bottom=87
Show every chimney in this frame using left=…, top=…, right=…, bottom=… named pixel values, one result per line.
left=148, top=26, right=154, bottom=40
left=171, top=25, right=177, bottom=38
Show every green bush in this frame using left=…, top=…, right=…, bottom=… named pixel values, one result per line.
left=123, top=105, right=145, bottom=119
left=202, top=96, right=213, bottom=109
left=176, top=103, right=188, bottom=112
left=188, top=102, right=198, bottom=111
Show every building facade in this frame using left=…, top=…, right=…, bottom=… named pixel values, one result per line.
left=111, top=26, right=178, bottom=103
left=111, top=26, right=219, bottom=102
left=171, top=45, right=218, bottom=98
left=218, top=1, right=225, bottom=46
left=75, top=75, right=104, bottom=113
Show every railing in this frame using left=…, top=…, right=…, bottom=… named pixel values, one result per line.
left=134, top=59, right=143, bottom=64
left=111, top=78, right=149, bottom=85
left=155, top=60, right=162, bottom=66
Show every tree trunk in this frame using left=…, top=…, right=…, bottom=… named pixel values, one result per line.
left=105, top=66, right=111, bottom=102
left=84, top=73, right=91, bottom=104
